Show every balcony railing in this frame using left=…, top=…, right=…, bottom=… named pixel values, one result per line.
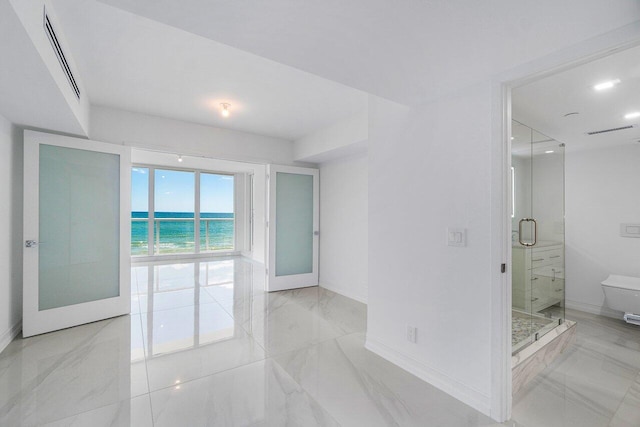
left=131, top=217, right=234, bottom=255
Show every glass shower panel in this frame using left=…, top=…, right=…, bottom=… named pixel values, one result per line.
left=531, top=136, right=565, bottom=340
left=39, top=145, right=120, bottom=310
left=511, top=120, right=566, bottom=354
left=511, top=121, right=535, bottom=353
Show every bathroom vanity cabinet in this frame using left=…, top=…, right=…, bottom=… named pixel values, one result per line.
left=513, top=242, right=564, bottom=313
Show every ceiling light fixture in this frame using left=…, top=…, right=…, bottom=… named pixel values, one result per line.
left=177, top=155, right=183, bottom=162
left=624, top=111, right=640, bottom=120
left=545, top=150, right=554, bottom=154
left=220, top=103, right=231, bottom=118
left=593, top=79, right=620, bottom=91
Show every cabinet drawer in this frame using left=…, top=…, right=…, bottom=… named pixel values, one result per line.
left=530, top=247, right=563, bottom=268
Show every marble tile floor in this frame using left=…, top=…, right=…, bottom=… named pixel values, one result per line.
left=0, top=256, right=638, bottom=426
left=512, top=308, right=640, bottom=427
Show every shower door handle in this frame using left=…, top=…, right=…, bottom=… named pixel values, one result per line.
left=518, top=218, right=537, bottom=247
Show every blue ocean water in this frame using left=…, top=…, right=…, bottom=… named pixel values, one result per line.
left=131, top=211, right=234, bottom=255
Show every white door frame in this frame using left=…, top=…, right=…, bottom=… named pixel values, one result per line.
left=23, top=131, right=131, bottom=337
left=492, top=26, right=640, bottom=421
left=266, top=164, right=319, bottom=292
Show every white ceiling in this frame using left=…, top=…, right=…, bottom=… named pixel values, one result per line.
left=95, top=0, right=640, bottom=106
left=513, top=44, right=640, bottom=153
left=51, top=0, right=368, bottom=141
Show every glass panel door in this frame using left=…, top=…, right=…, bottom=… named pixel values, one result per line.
left=131, top=167, right=149, bottom=256
left=531, top=132, right=565, bottom=340
left=511, top=121, right=566, bottom=353
left=154, top=169, right=195, bottom=255
left=512, top=120, right=535, bottom=353
left=200, top=173, right=235, bottom=252
left=23, top=131, right=130, bottom=337
left=267, top=165, right=319, bottom=292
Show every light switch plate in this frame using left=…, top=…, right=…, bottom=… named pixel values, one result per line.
left=447, top=228, right=466, bottom=247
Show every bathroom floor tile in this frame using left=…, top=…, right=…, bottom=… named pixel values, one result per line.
left=512, top=308, right=640, bottom=427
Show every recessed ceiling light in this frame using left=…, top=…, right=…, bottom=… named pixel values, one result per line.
left=545, top=150, right=554, bottom=154
left=177, top=155, right=183, bottom=163
left=220, top=103, right=231, bottom=118
left=624, top=111, right=640, bottom=119
left=593, top=79, right=620, bottom=91
left=510, top=137, right=514, bottom=140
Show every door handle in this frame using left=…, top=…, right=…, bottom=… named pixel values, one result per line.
left=25, top=240, right=37, bottom=248
left=518, top=218, right=537, bottom=247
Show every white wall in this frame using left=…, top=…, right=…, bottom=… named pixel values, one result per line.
left=367, top=88, right=496, bottom=414
left=0, top=115, right=23, bottom=353
left=565, top=145, right=640, bottom=316
left=318, top=152, right=368, bottom=303
left=365, top=18, right=640, bottom=421
left=91, top=106, right=300, bottom=166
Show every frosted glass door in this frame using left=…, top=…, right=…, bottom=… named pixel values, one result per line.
left=23, top=131, right=130, bottom=337
left=267, top=165, right=319, bottom=292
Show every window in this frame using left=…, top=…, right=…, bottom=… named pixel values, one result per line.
left=131, top=167, right=149, bottom=255
left=131, top=166, right=235, bottom=256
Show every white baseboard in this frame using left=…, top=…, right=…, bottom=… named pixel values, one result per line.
left=565, top=299, right=623, bottom=320
left=365, top=334, right=491, bottom=417
left=319, top=281, right=367, bottom=304
left=0, top=320, right=22, bottom=354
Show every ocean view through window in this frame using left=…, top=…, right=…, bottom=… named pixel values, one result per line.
left=131, top=166, right=235, bottom=256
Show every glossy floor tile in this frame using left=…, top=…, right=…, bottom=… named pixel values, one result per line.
left=512, top=309, right=640, bottom=427
left=2, top=257, right=639, bottom=426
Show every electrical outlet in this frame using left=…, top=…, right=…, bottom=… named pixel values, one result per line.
left=407, top=325, right=417, bottom=343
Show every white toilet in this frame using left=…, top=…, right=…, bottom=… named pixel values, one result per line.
left=601, top=275, right=640, bottom=326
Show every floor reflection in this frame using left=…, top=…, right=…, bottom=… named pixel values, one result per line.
left=134, top=258, right=245, bottom=356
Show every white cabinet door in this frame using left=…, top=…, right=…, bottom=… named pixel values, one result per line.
left=266, top=165, right=319, bottom=292
left=23, top=131, right=131, bottom=337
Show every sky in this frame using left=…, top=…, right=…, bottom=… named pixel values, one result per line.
left=131, top=168, right=234, bottom=213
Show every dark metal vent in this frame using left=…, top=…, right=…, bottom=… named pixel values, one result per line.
left=43, top=8, right=80, bottom=100
left=587, top=125, right=634, bottom=135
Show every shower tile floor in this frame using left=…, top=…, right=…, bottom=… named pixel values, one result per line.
left=0, top=256, right=639, bottom=426
left=512, top=311, right=556, bottom=349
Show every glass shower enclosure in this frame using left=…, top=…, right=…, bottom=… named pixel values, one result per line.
left=511, top=120, right=565, bottom=354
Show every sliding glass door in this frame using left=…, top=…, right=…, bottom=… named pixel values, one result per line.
left=154, top=169, right=196, bottom=255
left=200, top=173, right=235, bottom=252
left=131, top=166, right=235, bottom=257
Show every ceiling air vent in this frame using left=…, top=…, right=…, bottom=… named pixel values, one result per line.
left=43, top=8, right=80, bottom=100
left=587, top=125, right=634, bottom=136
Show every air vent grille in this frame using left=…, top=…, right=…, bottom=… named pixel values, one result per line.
left=43, top=8, right=80, bottom=100
left=587, top=125, right=634, bottom=135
